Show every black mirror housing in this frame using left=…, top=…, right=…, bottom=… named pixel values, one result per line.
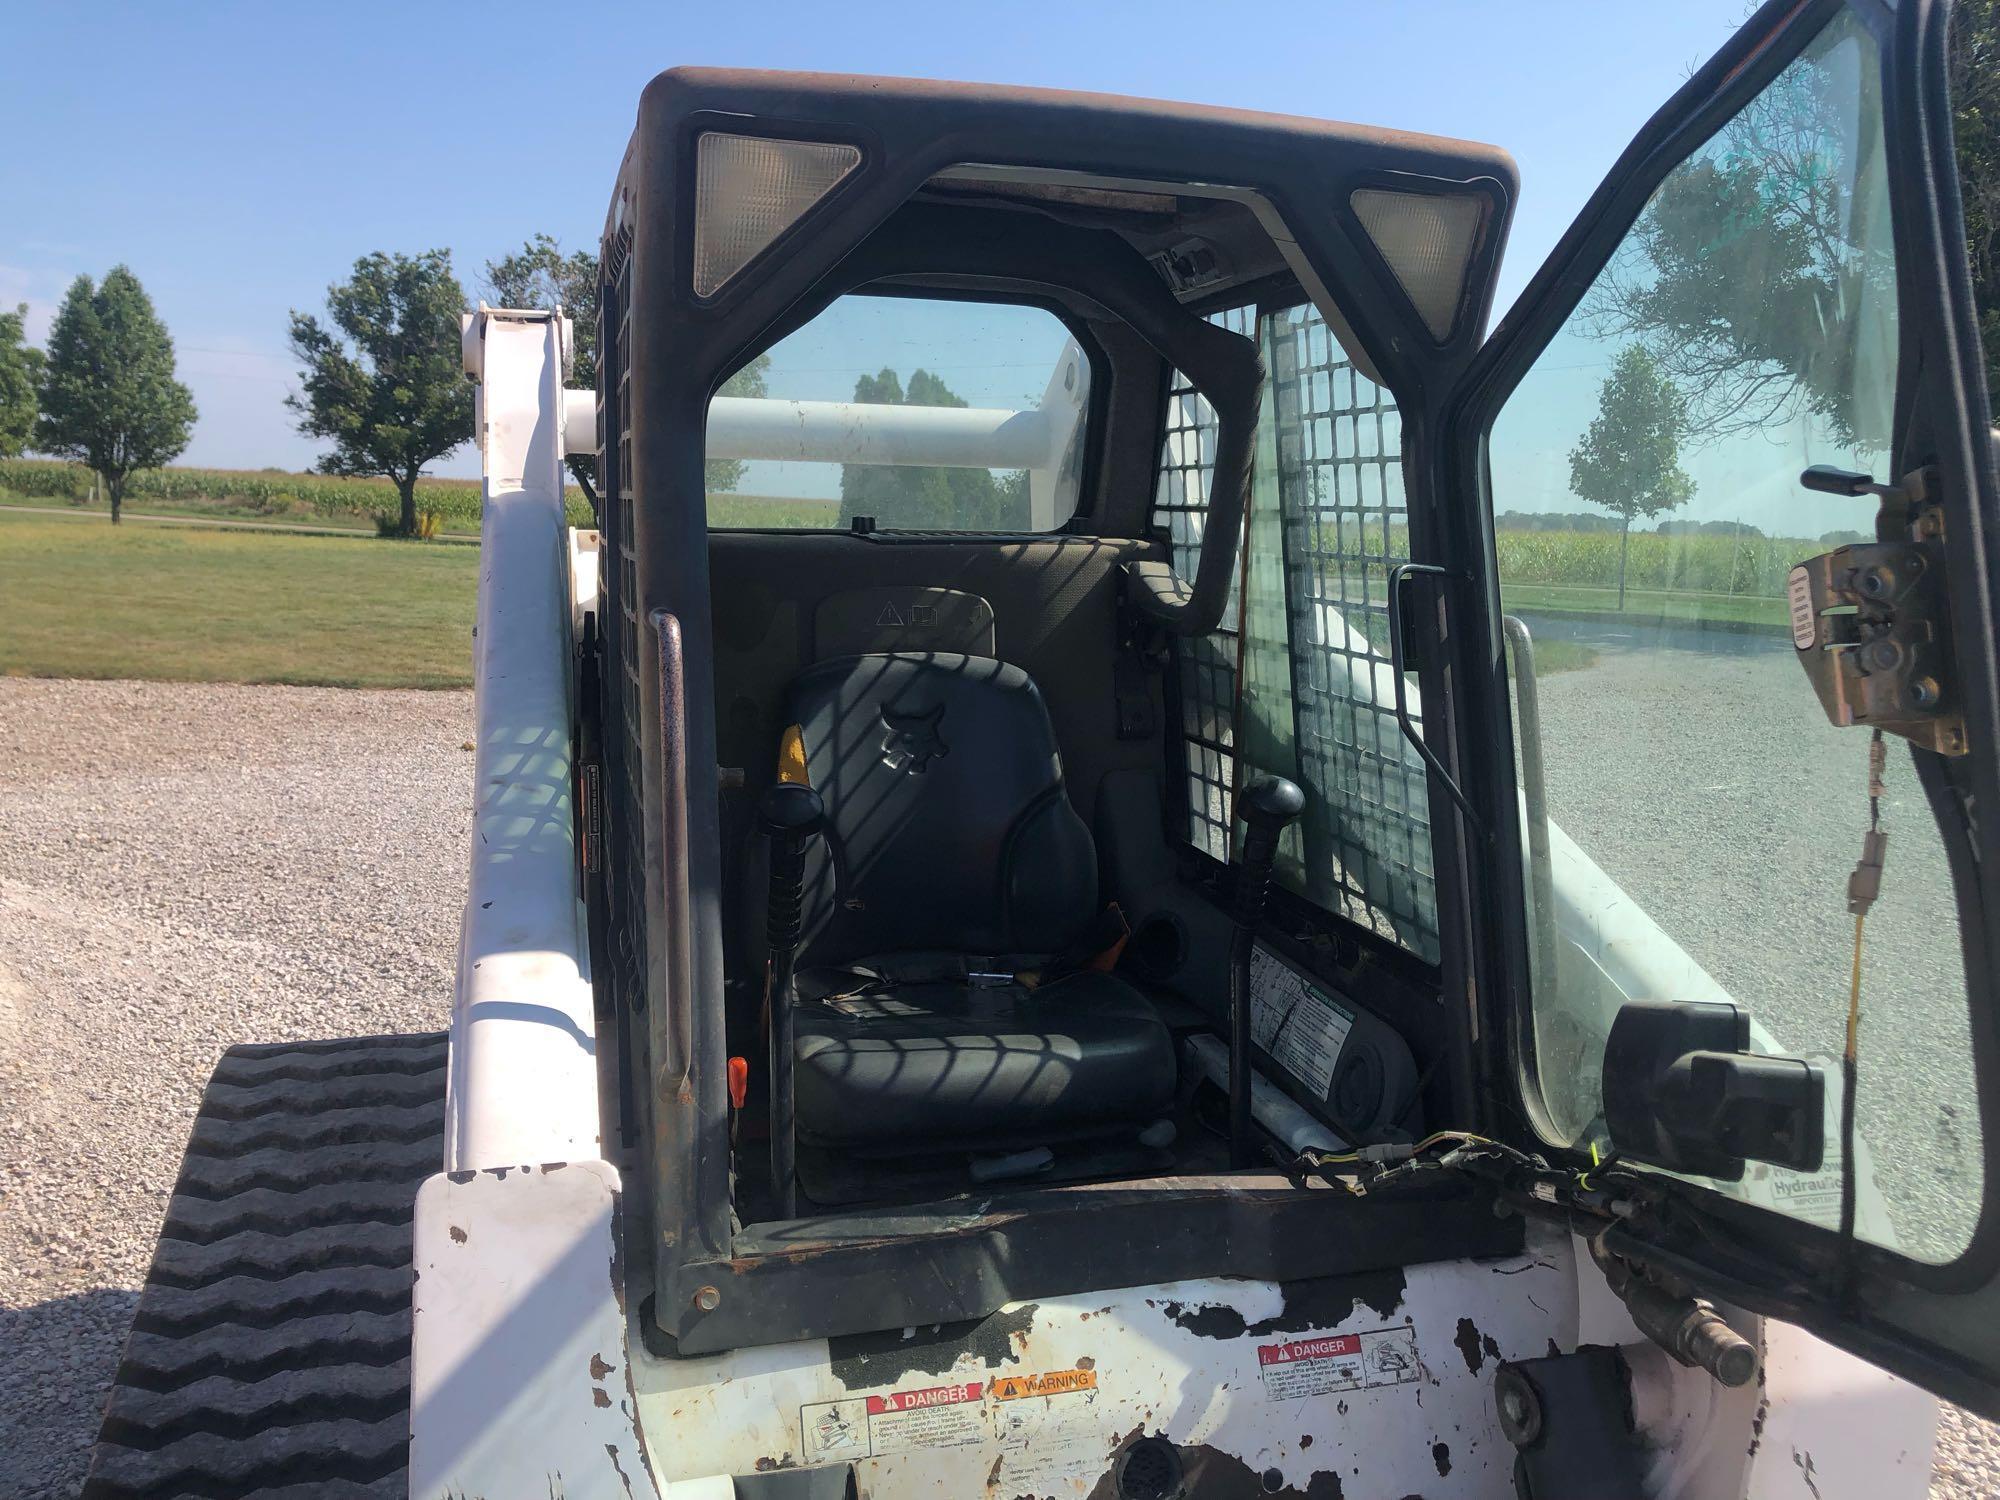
left=1602, top=1000, right=1824, bottom=1181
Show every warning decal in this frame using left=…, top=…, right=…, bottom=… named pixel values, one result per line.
left=799, top=1370, right=1103, bottom=1463
left=801, top=1380, right=989, bottom=1462
left=862, top=1381, right=985, bottom=1455
left=993, top=1369, right=1097, bottom=1400
left=1788, top=565, right=1817, bottom=650
left=1249, top=947, right=1355, bottom=1099
left=866, top=1381, right=982, bottom=1414
left=1257, top=1327, right=1419, bottom=1402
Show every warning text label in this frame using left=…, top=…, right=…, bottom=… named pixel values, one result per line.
left=993, top=1369, right=1097, bottom=1400
left=1257, top=1327, right=1419, bottom=1402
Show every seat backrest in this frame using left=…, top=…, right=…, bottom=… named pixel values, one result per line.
left=784, top=652, right=1097, bottom=964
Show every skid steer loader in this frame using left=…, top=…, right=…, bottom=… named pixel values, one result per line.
left=84, top=1, right=2000, bottom=1495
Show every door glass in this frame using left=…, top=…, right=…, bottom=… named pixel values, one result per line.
left=1488, top=10, right=1984, bottom=1262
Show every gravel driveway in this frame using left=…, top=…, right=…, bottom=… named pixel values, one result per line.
left=0, top=679, right=471, bottom=1499
left=0, top=675, right=1993, bottom=1497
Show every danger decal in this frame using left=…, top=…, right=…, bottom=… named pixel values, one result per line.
left=799, top=1370, right=1101, bottom=1463
left=866, top=1381, right=982, bottom=1414
left=1257, top=1326, right=1420, bottom=1402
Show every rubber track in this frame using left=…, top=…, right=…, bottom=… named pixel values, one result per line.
left=85, top=1032, right=448, bottom=1499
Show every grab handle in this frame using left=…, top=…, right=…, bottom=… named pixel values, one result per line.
left=1384, top=562, right=1483, bottom=838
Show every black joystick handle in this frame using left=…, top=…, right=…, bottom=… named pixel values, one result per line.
left=760, top=782, right=824, bottom=1218
left=1229, top=776, right=1305, bottom=1167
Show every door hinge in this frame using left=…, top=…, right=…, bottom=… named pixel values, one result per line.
left=1788, top=463, right=1967, bottom=756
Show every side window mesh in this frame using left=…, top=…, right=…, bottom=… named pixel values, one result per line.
left=1152, top=306, right=1253, bottom=864
left=1152, top=303, right=1440, bottom=962
left=1152, top=306, right=1240, bottom=864
left=1271, top=307, right=1439, bottom=959
left=600, top=243, right=650, bottom=1014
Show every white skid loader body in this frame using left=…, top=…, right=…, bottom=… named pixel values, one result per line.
left=401, top=307, right=1937, bottom=1500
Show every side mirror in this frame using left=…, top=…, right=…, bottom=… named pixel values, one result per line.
left=1601, top=1000, right=1824, bottom=1181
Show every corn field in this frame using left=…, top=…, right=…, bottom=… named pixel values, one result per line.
left=0, top=457, right=1825, bottom=595
left=0, top=459, right=595, bottom=528
left=1492, top=528, right=1822, bottom=597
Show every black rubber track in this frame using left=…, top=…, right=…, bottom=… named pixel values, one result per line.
left=83, top=1032, right=448, bottom=1500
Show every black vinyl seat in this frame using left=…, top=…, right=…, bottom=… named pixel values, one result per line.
left=775, top=652, right=1174, bottom=1153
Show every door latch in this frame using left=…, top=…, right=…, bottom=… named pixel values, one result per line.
left=1787, top=463, right=1966, bottom=757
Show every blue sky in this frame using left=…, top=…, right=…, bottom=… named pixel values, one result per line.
left=0, top=1, right=1762, bottom=481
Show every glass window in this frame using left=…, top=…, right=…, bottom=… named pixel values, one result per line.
left=1153, top=304, right=1440, bottom=961
left=703, top=294, right=1090, bottom=531
left=1488, top=11, right=1983, bottom=1262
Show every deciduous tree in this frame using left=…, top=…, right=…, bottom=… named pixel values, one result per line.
left=1568, top=344, right=1697, bottom=608
left=288, top=250, right=471, bottom=538
left=1584, top=5, right=1997, bottom=444
left=837, top=367, right=1026, bottom=529
left=1951, top=0, right=1999, bottom=421
left=0, top=303, right=42, bottom=457
left=34, top=268, right=196, bottom=522
left=485, top=235, right=769, bottom=496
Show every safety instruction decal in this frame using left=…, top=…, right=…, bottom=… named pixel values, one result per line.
left=1249, top=947, right=1355, bottom=1099
left=800, top=1369, right=1100, bottom=1463
left=1256, top=1327, right=1419, bottom=1402
left=1788, top=565, right=1817, bottom=650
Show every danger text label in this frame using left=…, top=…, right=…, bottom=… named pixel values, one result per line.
left=1257, top=1327, right=1420, bottom=1402
left=866, top=1382, right=982, bottom=1414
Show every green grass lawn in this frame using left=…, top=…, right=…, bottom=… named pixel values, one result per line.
left=0, top=512, right=477, bottom=688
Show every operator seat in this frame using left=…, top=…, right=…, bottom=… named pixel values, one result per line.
left=771, top=652, right=1175, bottom=1163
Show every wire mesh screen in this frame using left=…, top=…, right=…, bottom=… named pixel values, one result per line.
left=602, top=246, right=650, bottom=1011
left=1270, top=307, right=1438, bottom=959
left=1152, top=303, right=1439, bottom=962
left=1152, top=306, right=1253, bottom=864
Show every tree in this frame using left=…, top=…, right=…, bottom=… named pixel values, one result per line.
left=837, top=367, right=1027, bottom=529
left=34, top=268, right=196, bottom=522
left=1583, top=6, right=1998, bottom=445
left=485, top=235, right=598, bottom=491
left=485, top=234, right=769, bottom=495
left=707, top=354, right=770, bottom=496
left=1568, top=344, right=1697, bottom=608
left=1950, top=0, right=1999, bottom=422
left=0, top=303, right=42, bottom=457
left=289, top=250, right=472, bottom=538
left=485, top=234, right=600, bottom=388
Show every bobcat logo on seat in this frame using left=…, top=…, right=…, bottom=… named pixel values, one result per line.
left=879, top=702, right=948, bottom=774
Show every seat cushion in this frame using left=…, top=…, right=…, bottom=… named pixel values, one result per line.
left=793, top=970, right=1175, bottom=1150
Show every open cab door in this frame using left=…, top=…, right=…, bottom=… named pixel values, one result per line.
left=1436, top=0, right=2000, bottom=1415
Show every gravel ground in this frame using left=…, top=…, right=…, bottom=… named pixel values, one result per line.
left=0, top=673, right=1992, bottom=1497
left=0, top=678, right=472, bottom=1499
left=1532, top=627, right=1981, bottom=1260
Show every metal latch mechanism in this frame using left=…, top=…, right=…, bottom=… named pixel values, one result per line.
left=1787, top=463, right=1966, bottom=756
